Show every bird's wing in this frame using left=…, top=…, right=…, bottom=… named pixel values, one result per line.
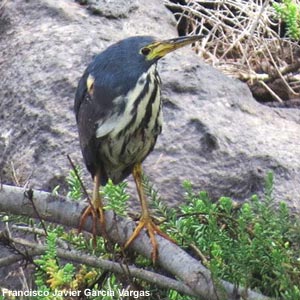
left=74, top=68, right=115, bottom=181
left=95, top=113, right=119, bottom=138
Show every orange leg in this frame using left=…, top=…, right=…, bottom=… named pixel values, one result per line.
left=124, top=163, right=175, bottom=262
left=79, top=170, right=106, bottom=239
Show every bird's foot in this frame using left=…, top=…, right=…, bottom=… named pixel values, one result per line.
left=124, top=216, right=176, bottom=263
left=78, top=204, right=107, bottom=243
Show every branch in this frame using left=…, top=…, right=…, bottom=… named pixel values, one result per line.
left=0, top=184, right=270, bottom=300
left=5, top=236, right=198, bottom=297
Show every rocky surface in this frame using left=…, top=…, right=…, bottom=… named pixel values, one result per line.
left=1, top=0, right=300, bottom=216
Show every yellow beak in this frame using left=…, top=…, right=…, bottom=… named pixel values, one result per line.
left=143, top=35, right=201, bottom=60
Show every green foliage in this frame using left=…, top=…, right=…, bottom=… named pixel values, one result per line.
left=34, top=232, right=76, bottom=299
left=66, top=166, right=84, bottom=201
left=66, top=166, right=129, bottom=215
left=102, top=179, right=129, bottom=216
left=34, top=232, right=112, bottom=300
left=159, top=172, right=300, bottom=299
left=273, top=0, right=300, bottom=40
left=142, top=174, right=172, bottom=224
left=167, top=290, right=192, bottom=300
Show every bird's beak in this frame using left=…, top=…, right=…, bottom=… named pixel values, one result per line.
left=143, top=35, right=201, bottom=61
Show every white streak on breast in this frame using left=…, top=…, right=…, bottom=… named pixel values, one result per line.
left=96, top=64, right=157, bottom=139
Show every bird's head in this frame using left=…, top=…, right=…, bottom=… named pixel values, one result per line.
left=114, top=35, right=200, bottom=71
left=138, top=35, right=201, bottom=62
left=94, top=35, right=200, bottom=73
left=88, top=35, right=200, bottom=97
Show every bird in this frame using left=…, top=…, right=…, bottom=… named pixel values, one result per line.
left=74, top=35, right=200, bottom=261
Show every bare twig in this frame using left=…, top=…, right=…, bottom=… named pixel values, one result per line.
left=259, top=80, right=283, bottom=103
left=265, top=43, right=299, bottom=95
left=24, top=188, right=48, bottom=236
left=12, top=225, right=69, bottom=249
left=241, top=0, right=271, bottom=65
left=10, top=161, right=20, bottom=186
left=189, top=242, right=209, bottom=267
left=164, top=0, right=300, bottom=101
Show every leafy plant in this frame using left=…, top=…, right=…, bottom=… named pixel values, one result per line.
left=34, top=232, right=76, bottom=300
left=66, top=166, right=84, bottom=201
left=157, top=172, right=300, bottom=299
left=34, top=232, right=108, bottom=300
left=273, top=0, right=300, bottom=40
left=102, top=179, right=129, bottom=217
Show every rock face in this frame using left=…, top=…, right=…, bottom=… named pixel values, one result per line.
left=1, top=0, right=300, bottom=213
left=157, top=63, right=300, bottom=210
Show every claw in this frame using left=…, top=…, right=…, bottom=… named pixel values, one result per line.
left=126, top=163, right=176, bottom=263
left=124, top=216, right=175, bottom=263
left=78, top=170, right=107, bottom=243
left=78, top=204, right=107, bottom=246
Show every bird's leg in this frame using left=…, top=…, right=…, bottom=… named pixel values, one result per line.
left=124, top=163, right=175, bottom=262
left=79, top=170, right=106, bottom=239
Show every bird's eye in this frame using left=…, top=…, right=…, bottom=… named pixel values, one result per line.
left=140, top=47, right=151, bottom=56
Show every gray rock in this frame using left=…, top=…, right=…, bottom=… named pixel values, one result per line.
left=0, top=0, right=300, bottom=215
left=83, top=0, right=139, bottom=18
left=155, top=61, right=300, bottom=211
